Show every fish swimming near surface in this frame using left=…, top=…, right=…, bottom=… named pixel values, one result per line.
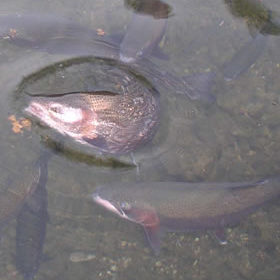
left=93, top=177, right=280, bottom=254
left=16, top=149, right=50, bottom=280
left=24, top=77, right=160, bottom=155
left=120, top=0, right=171, bottom=63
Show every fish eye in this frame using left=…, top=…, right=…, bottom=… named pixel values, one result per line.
left=50, top=104, right=62, bottom=114
left=120, top=202, right=131, bottom=211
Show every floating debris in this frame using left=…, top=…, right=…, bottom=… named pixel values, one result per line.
left=8, top=115, right=31, bottom=134
left=69, top=252, right=96, bottom=263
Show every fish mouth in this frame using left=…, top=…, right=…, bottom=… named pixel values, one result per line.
left=25, top=101, right=45, bottom=118
left=92, top=193, right=123, bottom=217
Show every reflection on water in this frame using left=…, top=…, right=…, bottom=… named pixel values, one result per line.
left=0, top=0, right=280, bottom=279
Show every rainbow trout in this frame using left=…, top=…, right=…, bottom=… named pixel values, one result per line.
left=93, top=177, right=280, bottom=254
left=16, top=149, right=50, bottom=280
left=25, top=78, right=160, bottom=155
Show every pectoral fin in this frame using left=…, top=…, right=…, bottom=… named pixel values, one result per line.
left=124, top=206, right=162, bottom=254
left=143, top=224, right=162, bottom=255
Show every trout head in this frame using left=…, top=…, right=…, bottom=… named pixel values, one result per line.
left=25, top=95, right=98, bottom=143
left=93, top=186, right=159, bottom=227
left=93, top=185, right=161, bottom=254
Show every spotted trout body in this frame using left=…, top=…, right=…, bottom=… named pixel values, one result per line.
left=93, top=177, right=280, bottom=253
left=25, top=76, right=160, bottom=154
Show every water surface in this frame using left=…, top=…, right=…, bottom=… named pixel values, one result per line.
left=0, top=0, right=280, bottom=279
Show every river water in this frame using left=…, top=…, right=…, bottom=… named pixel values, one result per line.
left=0, top=0, right=280, bottom=279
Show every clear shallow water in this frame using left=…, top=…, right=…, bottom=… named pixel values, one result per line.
left=0, top=0, right=280, bottom=279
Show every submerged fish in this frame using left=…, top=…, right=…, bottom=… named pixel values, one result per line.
left=120, top=0, right=170, bottom=63
left=25, top=80, right=160, bottom=155
left=16, top=149, right=50, bottom=280
left=222, top=32, right=267, bottom=81
left=124, top=0, right=171, bottom=17
left=0, top=154, right=43, bottom=228
left=221, top=0, right=280, bottom=81
left=93, top=177, right=280, bottom=254
left=120, top=14, right=167, bottom=63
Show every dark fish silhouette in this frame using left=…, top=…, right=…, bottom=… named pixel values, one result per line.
left=124, top=0, right=171, bottom=18
left=0, top=154, right=43, bottom=228
left=120, top=0, right=171, bottom=63
left=25, top=78, right=160, bottom=155
left=16, top=149, right=50, bottom=280
left=93, top=177, right=280, bottom=254
left=120, top=14, right=167, bottom=63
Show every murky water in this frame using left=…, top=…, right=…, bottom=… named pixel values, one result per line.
left=0, top=0, right=280, bottom=279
